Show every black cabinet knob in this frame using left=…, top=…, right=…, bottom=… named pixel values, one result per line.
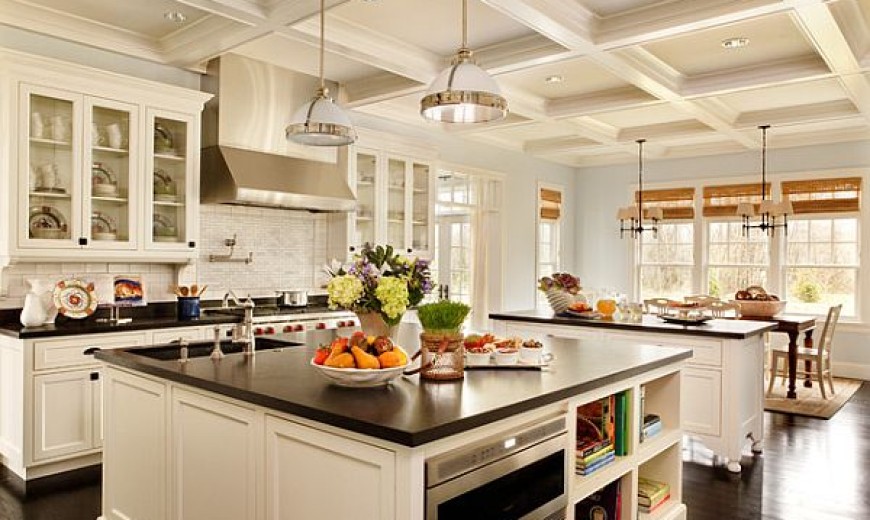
left=90, top=372, right=100, bottom=381
left=78, top=237, right=88, bottom=246
left=349, top=246, right=356, bottom=252
left=188, top=241, right=196, bottom=248
left=407, top=248, right=412, bottom=253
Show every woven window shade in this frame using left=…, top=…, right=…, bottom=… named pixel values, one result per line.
left=702, top=183, right=770, bottom=217
left=782, top=177, right=861, bottom=214
left=540, top=188, right=562, bottom=220
left=635, top=187, right=695, bottom=219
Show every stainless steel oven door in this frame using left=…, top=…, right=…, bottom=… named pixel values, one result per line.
left=426, top=432, right=568, bottom=520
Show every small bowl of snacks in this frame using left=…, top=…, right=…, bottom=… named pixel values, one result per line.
left=466, top=344, right=494, bottom=366
left=494, top=347, right=519, bottom=365
left=519, top=339, right=544, bottom=364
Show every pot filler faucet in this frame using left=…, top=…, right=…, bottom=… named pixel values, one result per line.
left=222, top=290, right=256, bottom=355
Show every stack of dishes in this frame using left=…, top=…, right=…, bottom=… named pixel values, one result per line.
left=153, top=213, right=178, bottom=241
left=91, top=211, right=117, bottom=241
left=153, top=168, right=177, bottom=201
left=29, top=206, right=68, bottom=239
left=92, top=163, right=119, bottom=197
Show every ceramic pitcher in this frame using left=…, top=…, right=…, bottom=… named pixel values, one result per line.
left=20, top=279, right=48, bottom=327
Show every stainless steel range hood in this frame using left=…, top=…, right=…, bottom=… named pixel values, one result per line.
left=200, top=54, right=355, bottom=212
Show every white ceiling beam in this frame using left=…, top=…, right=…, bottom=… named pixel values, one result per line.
left=619, top=120, right=715, bottom=143
left=474, top=33, right=575, bottom=76
left=482, top=0, right=596, bottom=50
left=547, top=86, right=659, bottom=119
left=681, top=56, right=832, bottom=97
left=524, top=136, right=598, bottom=155
left=343, top=74, right=424, bottom=108
left=790, top=2, right=870, bottom=123
left=174, top=0, right=267, bottom=25
left=735, top=99, right=859, bottom=128
left=0, top=0, right=163, bottom=63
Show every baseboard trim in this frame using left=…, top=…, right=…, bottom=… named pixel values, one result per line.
left=833, top=361, right=870, bottom=381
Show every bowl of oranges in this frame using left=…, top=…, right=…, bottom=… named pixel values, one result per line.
left=311, top=332, right=410, bottom=387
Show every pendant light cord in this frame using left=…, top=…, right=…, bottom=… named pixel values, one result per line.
left=760, top=124, right=769, bottom=201
left=319, top=0, right=325, bottom=91
left=637, top=139, right=645, bottom=225
left=461, top=0, right=468, bottom=50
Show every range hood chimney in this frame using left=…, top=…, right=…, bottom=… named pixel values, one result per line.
left=200, top=54, right=355, bottom=212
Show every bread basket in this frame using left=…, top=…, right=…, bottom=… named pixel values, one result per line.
left=731, top=286, right=787, bottom=318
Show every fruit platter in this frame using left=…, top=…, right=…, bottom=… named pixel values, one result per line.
left=559, top=301, right=602, bottom=320
left=310, top=331, right=409, bottom=387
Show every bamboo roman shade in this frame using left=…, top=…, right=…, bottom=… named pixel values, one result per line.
left=781, top=177, right=862, bottom=214
left=702, top=183, right=770, bottom=217
left=540, top=187, right=562, bottom=220
left=634, top=187, right=696, bottom=219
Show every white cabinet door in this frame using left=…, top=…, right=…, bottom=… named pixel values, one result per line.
left=103, top=368, right=167, bottom=520
left=32, top=369, right=95, bottom=461
left=682, top=367, right=722, bottom=437
left=265, top=416, right=396, bottom=520
left=171, top=388, right=259, bottom=520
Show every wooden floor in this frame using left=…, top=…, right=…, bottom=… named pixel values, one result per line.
left=0, top=382, right=866, bottom=520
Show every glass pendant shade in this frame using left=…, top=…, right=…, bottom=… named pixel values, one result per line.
left=286, top=89, right=356, bottom=146
left=421, top=54, right=508, bottom=123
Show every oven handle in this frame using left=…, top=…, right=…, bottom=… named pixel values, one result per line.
left=425, top=431, right=567, bottom=517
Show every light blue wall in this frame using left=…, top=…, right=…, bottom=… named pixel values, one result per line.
left=574, top=139, right=870, bottom=378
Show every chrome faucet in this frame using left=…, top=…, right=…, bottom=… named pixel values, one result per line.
left=222, top=289, right=243, bottom=309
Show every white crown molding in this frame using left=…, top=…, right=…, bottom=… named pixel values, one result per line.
left=735, top=99, right=859, bottom=128
left=344, top=73, right=423, bottom=108
left=175, top=0, right=267, bottom=25
left=523, top=136, right=598, bottom=155
left=619, top=120, right=715, bottom=143
left=482, top=0, right=596, bottom=50
left=547, top=86, right=658, bottom=119
left=476, top=33, right=574, bottom=76
left=681, top=55, right=832, bottom=97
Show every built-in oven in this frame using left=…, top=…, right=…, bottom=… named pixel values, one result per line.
left=425, top=415, right=568, bottom=520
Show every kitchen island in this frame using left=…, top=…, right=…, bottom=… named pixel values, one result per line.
left=97, top=338, right=691, bottom=520
left=491, top=310, right=777, bottom=473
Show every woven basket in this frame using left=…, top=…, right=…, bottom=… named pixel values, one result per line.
left=546, top=288, right=574, bottom=314
left=732, top=299, right=787, bottom=318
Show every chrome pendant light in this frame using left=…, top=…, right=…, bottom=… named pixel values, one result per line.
left=618, top=139, right=662, bottom=239
left=420, top=0, right=508, bottom=123
left=286, top=0, right=356, bottom=146
left=738, top=125, right=792, bottom=237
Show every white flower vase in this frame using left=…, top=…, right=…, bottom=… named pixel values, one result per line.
left=20, top=279, right=48, bottom=327
left=545, top=288, right=574, bottom=314
left=356, top=311, right=399, bottom=340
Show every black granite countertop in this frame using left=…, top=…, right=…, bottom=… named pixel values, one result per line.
left=0, top=314, right=241, bottom=339
left=96, top=339, right=691, bottom=447
left=490, top=310, right=777, bottom=339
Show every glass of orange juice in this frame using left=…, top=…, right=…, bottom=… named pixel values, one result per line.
left=596, top=298, right=618, bottom=319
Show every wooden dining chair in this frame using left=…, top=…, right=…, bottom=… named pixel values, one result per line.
left=685, top=294, right=720, bottom=306
left=643, top=298, right=671, bottom=315
left=767, top=304, right=842, bottom=399
left=709, top=301, right=741, bottom=319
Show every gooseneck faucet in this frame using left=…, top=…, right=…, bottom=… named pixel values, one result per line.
left=223, top=290, right=256, bottom=355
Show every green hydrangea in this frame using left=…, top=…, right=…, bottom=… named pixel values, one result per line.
left=374, top=276, right=409, bottom=322
left=327, top=274, right=363, bottom=309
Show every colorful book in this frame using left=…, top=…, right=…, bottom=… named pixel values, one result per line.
left=575, top=479, right=621, bottom=520
left=638, top=477, right=670, bottom=508
left=577, top=444, right=615, bottom=467
left=577, top=438, right=613, bottom=459
left=639, top=493, right=670, bottom=514
left=614, top=392, right=628, bottom=456
left=642, top=421, right=662, bottom=440
left=577, top=451, right=615, bottom=475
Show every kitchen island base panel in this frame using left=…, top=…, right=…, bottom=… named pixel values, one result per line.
left=494, top=318, right=767, bottom=474
left=101, top=360, right=688, bottom=520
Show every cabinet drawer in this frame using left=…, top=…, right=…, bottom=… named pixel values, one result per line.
left=33, top=332, right=148, bottom=371
left=604, top=332, right=722, bottom=367
left=151, top=327, right=204, bottom=345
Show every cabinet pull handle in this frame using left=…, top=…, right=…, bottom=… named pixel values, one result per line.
left=349, top=246, right=356, bottom=252
left=83, top=347, right=101, bottom=355
left=78, top=237, right=88, bottom=246
left=407, top=248, right=412, bottom=253
left=188, top=241, right=196, bottom=248
left=90, top=372, right=100, bottom=381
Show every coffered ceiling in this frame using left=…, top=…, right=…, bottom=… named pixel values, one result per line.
left=2, top=0, right=869, bottom=167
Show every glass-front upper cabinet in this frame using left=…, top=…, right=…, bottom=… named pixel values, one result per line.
left=145, top=109, right=197, bottom=250
left=84, top=98, right=138, bottom=249
left=353, top=151, right=377, bottom=249
left=411, top=161, right=432, bottom=253
left=21, top=86, right=81, bottom=247
left=386, top=157, right=409, bottom=251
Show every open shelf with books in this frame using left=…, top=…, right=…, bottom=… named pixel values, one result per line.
left=570, top=366, right=686, bottom=520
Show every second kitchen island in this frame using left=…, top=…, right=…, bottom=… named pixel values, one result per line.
left=491, top=310, right=777, bottom=473
left=97, top=338, right=690, bottom=520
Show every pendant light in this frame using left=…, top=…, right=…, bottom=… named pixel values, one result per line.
left=618, top=139, right=662, bottom=239
left=738, top=125, right=792, bottom=237
left=286, top=0, right=356, bottom=146
left=420, top=0, right=508, bottom=123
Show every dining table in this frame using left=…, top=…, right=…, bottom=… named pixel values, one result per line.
left=743, top=314, right=817, bottom=399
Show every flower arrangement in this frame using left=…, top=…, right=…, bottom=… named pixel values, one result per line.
left=326, top=244, right=433, bottom=326
left=538, top=272, right=582, bottom=294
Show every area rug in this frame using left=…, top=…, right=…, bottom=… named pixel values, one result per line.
left=764, top=377, right=863, bottom=419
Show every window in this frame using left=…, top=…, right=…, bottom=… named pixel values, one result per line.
left=537, top=187, right=562, bottom=308
left=638, top=223, right=694, bottom=300
left=781, top=177, right=861, bottom=317
left=635, top=188, right=696, bottom=300
left=706, top=222, right=769, bottom=299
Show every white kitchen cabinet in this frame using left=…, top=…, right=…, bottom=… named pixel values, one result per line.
left=103, top=368, right=167, bottom=520
left=32, top=369, right=96, bottom=461
left=1, top=50, right=210, bottom=265
left=347, top=148, right=435, bottom=258
left=681, top=367, right=721, bottom=437
left=171, top=388, right=259, bottom=520
left=265, top=415, right=396, bottom=520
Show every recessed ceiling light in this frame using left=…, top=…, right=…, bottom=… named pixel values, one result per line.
left=545, top=75, right=564, bottom=84
left=721, top=37, right=750, bottom=50
left=164, top=11, right=188, bottom=24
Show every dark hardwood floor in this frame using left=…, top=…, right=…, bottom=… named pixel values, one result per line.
left=0, top=383, right=866, bottom=520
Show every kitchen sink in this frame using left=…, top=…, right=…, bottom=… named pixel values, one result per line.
left=127, top=338, right=305, bottom=361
